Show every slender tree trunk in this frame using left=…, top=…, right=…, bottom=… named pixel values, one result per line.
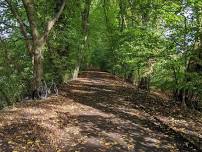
left=72, top=64, right=80, bottom=80
left=73, top=0, right=91, bottom=79
left=119, top=0, right=127, bottom=32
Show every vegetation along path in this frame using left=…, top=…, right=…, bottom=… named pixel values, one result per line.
left=0, top=71, right=201, bottom=152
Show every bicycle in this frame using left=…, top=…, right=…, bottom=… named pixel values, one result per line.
left=47, top=80, right=58, bottom=96
left=32, top=79, right=58, bottom=100
left=32, top=80, right=48, bottom=100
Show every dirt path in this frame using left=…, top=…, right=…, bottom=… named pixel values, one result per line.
left=0, top=71, right=200, bottom=152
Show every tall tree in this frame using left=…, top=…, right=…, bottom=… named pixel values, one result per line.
left=5, top=0, right=66, bottom=91
left=73, top=0, right=91, bottom=79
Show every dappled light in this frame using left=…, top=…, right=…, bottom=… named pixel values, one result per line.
left=0, top=71, right=200, bottom=151
left=1, top=0, right=202, bottom=151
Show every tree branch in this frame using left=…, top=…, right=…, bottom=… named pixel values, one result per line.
left=42, top=0, right=66, bottom=41
left=22, top=0, right=39, bottom=40
left=5, top=0, right=32, bottom=54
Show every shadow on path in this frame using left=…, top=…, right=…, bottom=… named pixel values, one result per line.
left=0, top=71, right=200, bottom=152
left=60, top=71, right=199, bottom=152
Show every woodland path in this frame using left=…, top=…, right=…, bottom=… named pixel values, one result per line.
left=0, top=71, right=201, bottom=152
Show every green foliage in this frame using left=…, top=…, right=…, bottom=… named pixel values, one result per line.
left=1, top=0, right=202, bottom=109
left=0, top=39, right=32, bottom=108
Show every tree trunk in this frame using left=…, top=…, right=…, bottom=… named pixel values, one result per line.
left=119, top=0, right=127, bottom=32
left=73, top=0, right=91, bottom=79
left=72, top=64, right=80, bottom=80
left=138, top=76, right=150, bottom=91
left=33, top=46, right=44, bottom=90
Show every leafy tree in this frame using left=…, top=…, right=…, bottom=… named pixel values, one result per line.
left=0, top=0, right=202, bottom=110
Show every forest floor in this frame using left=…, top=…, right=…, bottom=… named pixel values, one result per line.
left=0, top=71, right=201, bottom=152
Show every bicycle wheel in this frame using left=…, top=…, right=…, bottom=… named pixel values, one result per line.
left=50, top=84, right=58, bottom=96
left=37, top=86, right=48, bottom=99
left=53, top=85, right=58, bottom=96
left=32, top=90, right=39, bottom=100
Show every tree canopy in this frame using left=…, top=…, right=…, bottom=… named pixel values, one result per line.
left=0, top=0, right=202, bottom=110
